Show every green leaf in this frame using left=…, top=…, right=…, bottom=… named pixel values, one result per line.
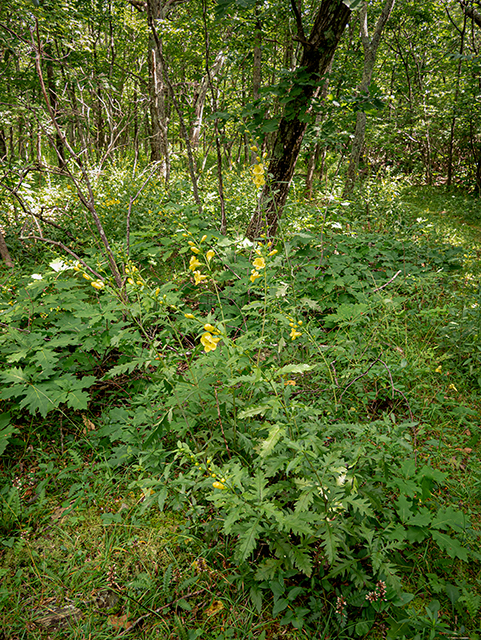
left=290, top=546, right=313, bottom=576
left=274, top=364, right=313, bottom=377
left=238, top=404, right=271, bottom=419
left=432, top=506, right=467, bottom=531
left=0, top=413, right=18, bottom=456
left=258, top=424, right=285, bottom=458
left=237, top=519, right=262, bottom=560
left=321, top=522, right=338, bottom=565
left=431, top=531, right=468, bottom=561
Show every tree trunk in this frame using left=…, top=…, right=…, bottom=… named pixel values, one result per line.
left=246, top=0, right=351, bottom=239
left=190, top=49, right=228, bottom=148
left=0, top=229, right=13, bottom=268
left=147, top=0, right=170, bottom=181
left=343, top=0, right=395, bottom=197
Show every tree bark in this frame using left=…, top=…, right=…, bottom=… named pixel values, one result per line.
left=246, top=0, right=351, bottom=239
left=343, top=0, right=395, bottom=197
left=0, top=229, right=13, bottom=268
left=146, top=0, right=170, bottom=181
left=190, top=49, right=228, bottom=148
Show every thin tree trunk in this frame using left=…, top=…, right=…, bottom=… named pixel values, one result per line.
left=0, top=229, right=13, bottom=268
left=247, top=0, right=351, bottom=239
left=343, top=0, right=395, bottom=197
left=190, top=49, right=228, bottom=148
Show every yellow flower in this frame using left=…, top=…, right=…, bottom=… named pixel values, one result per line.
left=91, top=280, right=104, bottom=290
left=206, top=250, right=215, bottom=262
left=154, top=287, right=160, bottom=296
left=212, top=481, right=225, bottom=489
left=268, top=249, right=278, bottom=256
left=285, top=380, right=296, bottom=386
left=188, top=241, right=195, bottom=246
left=200, top=235, right=207, bottom=242
left=190, top=246, right=201, bottom=254
left=204, top=323, right=217, bottom=333
left=290, top=327, right=302, bottom=340
left=185, top=313, right=195, bottom=319
left=189, top=256, right=202, bottom=271
left=82, top=273, right=92, bottom=281
left=435, top=365, right=442, bottom=373
left=252, top=164, right=264, bottom=175
left=448, top=383, right=458, bottom=391
left=250, top=146, right=258, bottom=152
left=194, top=271, right=208, bottom=285
left=253, top=175, right=265, bottom=188
left=127, top=277, right=135, bottom=285
left=201, top=332, right=220, bottom=352
left=253, top=257, right=266, bottom=270
left=250, top=270, right=261, bottom=283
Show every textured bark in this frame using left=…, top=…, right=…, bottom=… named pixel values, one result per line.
left=190, top=49, right=228, bottom=148
left=0, top=229, right=13, bottom=268
left=247, top=0, right=351, bottom=239
left=343, top=0, right=395, bottom=197
left=147, top=0, right=170, bottom=180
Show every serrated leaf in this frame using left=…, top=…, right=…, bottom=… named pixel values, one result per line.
left=258, top=424, right=284, bottom=458
left=406, top=506, right=432, bottom=527
left=237, top=519, right=262, bottom=560
left=321, top=522, right=338, bottom=565
left=238, top=404, right=271, bottom=419
left=290, top=546, right=313, bottom=576
left=274, top=364, right=313, bottom=377
left=19, top=383, right=57, bottom=416
left=0, top=413, right=18, bottom=456
left=431, top=531, right=468, bottom=561
left=432, top=506, right=467, bottom=531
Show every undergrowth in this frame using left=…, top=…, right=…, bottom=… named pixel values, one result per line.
left=1, top=169, right=481, bottom=639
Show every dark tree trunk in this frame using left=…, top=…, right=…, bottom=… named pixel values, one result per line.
left=247, top=0, right=351, bottom=239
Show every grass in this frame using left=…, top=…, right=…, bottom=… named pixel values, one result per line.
left=1, top=178, right=481, bottom=638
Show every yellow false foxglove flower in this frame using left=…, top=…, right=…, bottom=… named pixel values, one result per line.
left=189, top=256, right=202, bottom=271
left=190, top=246, right=201, bottom=254
left=200, top=234, right=207, bottom=242
left=250, top=270, right=261, bottom=283
left=127, top=277, right=135, bottom=285
left=252, top=257, right=266, bottom=270
left=212, top=481, right=225, bottom=489
left=91, top=280, right=104, bottom=290
left=290, top=327, right=302, bottom=340
left=435, top=365, right=442, bottom=373
left=268, top=249, right=278, bottom=256
left=252, top=164, right=264, bottom=175
left=194, top=271, right=208, bottom=285
left=201, top=332, right=220, bottom=352
left=185, top=313, right=195, bottom=319
left=250, top=145, right=258, bottom=152
left=206, top=250, right=215, bottom=262
left=188, top=241, right=195, bottom=246
left=82, top=273, right=92, bottom=281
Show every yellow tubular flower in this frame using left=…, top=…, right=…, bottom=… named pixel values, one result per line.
left=200, top=235, right=207, bottom=242
left=290, top=327, right=302, bottom=340
left=201, top=332, right=221, bottom=352
left=204, top=324, right=217, bottom=333
left=189, top=256, right=202, bottom=271
left=268, top=249, right=278, bottom=256
left=194, top=271, right=208, bottom=285
left=250, top=146, right=258, bottom=152
left=212, top=481, right=225, bottom=489
left=250, top=270, right=261, bottom=283
left=188, top=241, right=195, bottom=246
left=253, top=257, right=266, bottom=270
left=82, top=273, right=92, bottom=281
left=91, top=280, right=105, bottom=290
left=252, top=164, right=264, bottom=175
left=190, top=246, right=201, bottom=254
left=206, top=250, right=215, bottom=262
left=127, top=277, right=135, bottom=285
left=185, top=313, right=195, bottom=319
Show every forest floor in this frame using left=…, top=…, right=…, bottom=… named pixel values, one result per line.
left=1, top=184, right=481, bottom=639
